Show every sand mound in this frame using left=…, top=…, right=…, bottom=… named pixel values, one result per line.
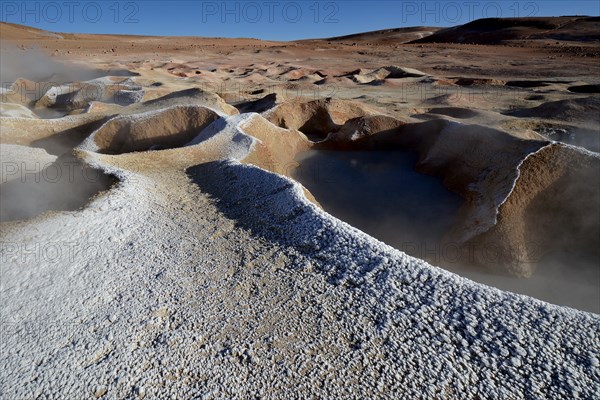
left=82, top=105, right=222, bottom=154
left=228, top=71, right=273, bottom=85
left=76, top=113, right=259, bottom=173
left=264, top=98, right=383, bottom=141
left=426, top=107, right=480, bottom=119
left=0, top=102, right=37, bottom=118
left=335, top=68, right=365, bottom=77
left=353, top=66, right=429, bottom=84
left=468, top=144, right=600, bottom=276
left=451, top=77, right=506, bottom=86
left=290, top=73, right=329, bottom=83
left=238, top=113, right=311, bottom=175
left=0, top=113, right=112, bottom=155
left=137, top=88, right=238, bottom=115
left=114, top=88, right=145, bottom=105
left=314, top=76, right=352, bottom=86
left=164, top=64, right=203, bottom=78
left=77, top=110, right=314, bottom=201
left=0, top=84, right=237, bottom=156
left=35, top=79, right=144, bottom=110
left=505, top=80, right=553, bottom=88
left=83, top=101, right=124, bottom=114
left=234, top=93, right=278, bottom=113
left=279, top=68, right=308, bottom=80
left=326, top=114, right=406, bottom=142
left=509, top=97, right=600, bottom=125
left=498, top=118, right=600, bottom=152
left=1, top=77, right=44, bottom=105
left=378, top=66, right=429, bottom=78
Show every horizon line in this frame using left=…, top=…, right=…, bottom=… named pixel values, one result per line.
left=2, top=15, right=597, bottom=42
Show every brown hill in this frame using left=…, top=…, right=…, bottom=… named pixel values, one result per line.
left=411, top=16, right=600, bottom=44
left=312, top=26, right=442, bottom=44
left=0, top=21, right=64, bottom=40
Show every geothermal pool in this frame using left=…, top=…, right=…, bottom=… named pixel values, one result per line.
left=294, top=149, right=600, bottom=313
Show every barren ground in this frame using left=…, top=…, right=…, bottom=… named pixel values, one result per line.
left=1, top=19, right=599, bottom=399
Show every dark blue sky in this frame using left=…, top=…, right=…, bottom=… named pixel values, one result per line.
left=1, top=1, right=599, bottom=41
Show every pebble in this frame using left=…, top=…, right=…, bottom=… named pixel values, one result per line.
left=94, top=385, right=107, bottom=398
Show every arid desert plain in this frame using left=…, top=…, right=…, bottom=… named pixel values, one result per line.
left=1, top=16, right=599, bottom=399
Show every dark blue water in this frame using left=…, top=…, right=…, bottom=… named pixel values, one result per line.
left=294, top=149, right=462, bottom=253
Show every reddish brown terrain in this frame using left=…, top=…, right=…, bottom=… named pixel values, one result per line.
left=0, top=18, right=599, bottom=399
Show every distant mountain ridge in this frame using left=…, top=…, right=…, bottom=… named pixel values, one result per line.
left=317, top=26, right=442, bottom=43
left=409, top=16, right=600, bottom=44
left=1, top=16, right=599, bottom=44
